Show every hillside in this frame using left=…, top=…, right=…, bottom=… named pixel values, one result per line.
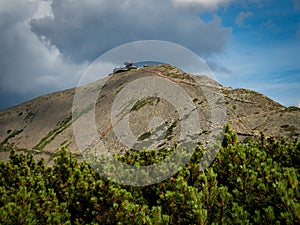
left=0, top=64, right=299, bottom=162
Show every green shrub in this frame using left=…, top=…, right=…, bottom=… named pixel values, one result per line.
left=0, top=130, right=299, bottom=224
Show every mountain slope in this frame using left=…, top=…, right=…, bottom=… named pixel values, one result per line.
left=0, top=64, right=299, bottom=159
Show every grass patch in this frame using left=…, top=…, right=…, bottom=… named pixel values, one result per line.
left=130, top=97, right=160, bottom=112
left=1, top=129, right=24, bottom=146
left=34, top=116, right=72, bottom=150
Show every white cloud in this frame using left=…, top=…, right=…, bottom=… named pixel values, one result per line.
left=33, top=0, right=53, bottom=19
left=235, top=11, right=253, bottom=26
left=298, top=100, right=300, bottom=108
left=171, top=0, right=234, bottom=10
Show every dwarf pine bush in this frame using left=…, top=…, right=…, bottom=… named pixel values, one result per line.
left=0, top=128, right=299, bottom=224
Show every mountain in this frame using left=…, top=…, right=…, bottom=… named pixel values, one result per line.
left=0, top=64, right=299, bottom=162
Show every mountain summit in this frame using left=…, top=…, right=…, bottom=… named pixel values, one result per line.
left=0, top=64, right=299, bottom=161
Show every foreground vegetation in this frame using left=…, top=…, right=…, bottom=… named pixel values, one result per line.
left=0, top=127, right=299, bottom=224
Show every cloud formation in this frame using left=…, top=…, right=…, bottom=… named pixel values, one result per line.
left=235, top=11, right=253, bottom=26
left=0, top=0, right=87, bottom=109
left=0, top=0, right=233, bottom=109
left=30, top=0, right=232, bottom=63
left=171, top=0, right=234, bottom=10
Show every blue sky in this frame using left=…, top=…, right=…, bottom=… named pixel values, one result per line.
left=210, top=0, right=300, bottom=106
left=0, top=0, right=299, bottom=109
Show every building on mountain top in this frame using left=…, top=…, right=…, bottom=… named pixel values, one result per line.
left=113, top=60, right=138, bottom=74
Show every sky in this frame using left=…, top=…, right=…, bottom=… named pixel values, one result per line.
left=0, top=0, right=299, bottom=110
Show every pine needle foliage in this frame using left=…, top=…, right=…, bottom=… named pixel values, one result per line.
left=0, top=128, right=299, bottom=224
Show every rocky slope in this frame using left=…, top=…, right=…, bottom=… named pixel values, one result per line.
left=0, top=64, right=299, bottom=162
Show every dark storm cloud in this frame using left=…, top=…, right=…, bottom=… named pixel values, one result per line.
left=0, top=0, right=86, bottom=110
left=30, top=0, right=232, bottom=63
